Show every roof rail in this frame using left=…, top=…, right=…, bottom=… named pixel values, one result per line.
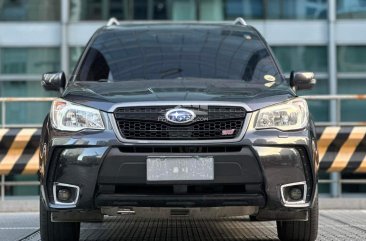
left=233, top=17, right=247, bottom=26
left=107, top=17, right=120, bottom=26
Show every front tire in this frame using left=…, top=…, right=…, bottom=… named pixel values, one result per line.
left=276, top=197, right=318, bottom=241
left=40, top=197, right=80, bottom=241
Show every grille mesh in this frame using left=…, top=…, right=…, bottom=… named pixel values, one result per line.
left=114, top=105, right=246, bottom=140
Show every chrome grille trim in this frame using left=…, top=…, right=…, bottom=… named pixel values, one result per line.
left=109, top=101, right=251, bottom=144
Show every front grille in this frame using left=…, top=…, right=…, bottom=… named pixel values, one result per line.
left=114, top=105, right=246, bottom=140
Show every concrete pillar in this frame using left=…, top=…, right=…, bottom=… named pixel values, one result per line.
left=328, top=0, right=341, bottom=197
left=61, top=0, right=70, bottom=75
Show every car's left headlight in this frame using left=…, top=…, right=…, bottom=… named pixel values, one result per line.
left=255, top=98, right=308, bottom=131
left=50, top=99, right=105, bottom=131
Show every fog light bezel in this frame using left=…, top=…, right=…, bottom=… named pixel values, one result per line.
left=53, top=182, right=80, bottom=206
left=280, top=181, right=309, bottom=208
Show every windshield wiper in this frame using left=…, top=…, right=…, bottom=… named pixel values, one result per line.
left=160, top=68, right=182, bottom=78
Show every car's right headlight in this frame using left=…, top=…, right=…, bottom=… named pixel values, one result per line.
left=50, top=99, right=105, bottom=131
left=254, top=98, right=308, bottom=131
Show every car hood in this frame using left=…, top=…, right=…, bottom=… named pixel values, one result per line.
left=62, top=78, right=295, bottom=112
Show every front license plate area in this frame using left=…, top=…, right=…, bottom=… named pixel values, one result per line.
left=147, top=156, right=214, bottom=181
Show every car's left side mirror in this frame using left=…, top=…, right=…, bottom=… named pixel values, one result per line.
left=290, top=72, right=316, bottom=91
left=41, top=72, right=66, bottom=92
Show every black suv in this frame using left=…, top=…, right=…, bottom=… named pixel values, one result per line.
left=40, top=19, right=318, bottom=241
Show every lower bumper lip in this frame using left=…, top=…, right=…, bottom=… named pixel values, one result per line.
left=95, top=193, right=266, bottom=208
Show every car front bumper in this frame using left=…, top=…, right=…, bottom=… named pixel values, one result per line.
left=39, top=117, right=318, bottom=220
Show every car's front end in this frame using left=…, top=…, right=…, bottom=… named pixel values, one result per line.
left=39, top=22, right=318, bottom=241
left=40, top=81, right=318, bottom=220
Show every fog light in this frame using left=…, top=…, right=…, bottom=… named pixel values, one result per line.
left=289, top=187, right=303, bottom=201
left=57, top=188, right=71, bottom=202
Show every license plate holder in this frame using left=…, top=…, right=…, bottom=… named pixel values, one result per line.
left=146, top=156, right=214, bottom=181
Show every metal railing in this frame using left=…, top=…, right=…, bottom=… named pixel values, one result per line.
left=303, top=94, right=366, bottom=126
left=0, top=175, right=39, bottom=201
left=1, top=95, right=366, bottom=200
left=0, top=97, right=56, bottom=129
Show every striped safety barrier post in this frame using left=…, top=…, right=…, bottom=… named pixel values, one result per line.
left=0, top=128, right=40, bottom=175
left=317, top=126, right=366, bottom=173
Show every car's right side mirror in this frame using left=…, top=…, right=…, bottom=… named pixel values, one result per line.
left=41, top=72, right=66, bottom=92
left=289, top=71, right=316, bottom=91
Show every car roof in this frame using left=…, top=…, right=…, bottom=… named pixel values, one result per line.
left=95, top=22, right=258, bottom=36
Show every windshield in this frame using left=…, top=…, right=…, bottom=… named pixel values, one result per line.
left=75, top=25, right=283, bottom=84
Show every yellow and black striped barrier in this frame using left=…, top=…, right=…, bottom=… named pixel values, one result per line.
left=0, top=128, right=40, bottom=175
left=317, top=126, right=366, bottom=173
left=1, top=127, right=366, bottom=175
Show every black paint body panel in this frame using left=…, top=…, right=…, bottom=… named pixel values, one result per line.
left=39, top=23, right=318, bottom=221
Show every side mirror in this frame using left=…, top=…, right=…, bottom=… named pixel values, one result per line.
left=41, top=72, right=66, bottom=91
left=290, top=72, right=316, bottom=91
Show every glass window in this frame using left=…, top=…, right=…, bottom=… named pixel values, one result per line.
left=318, top=173, right=330, bottom=194
left=200, top=0, right=327, bottom=20
left=70, top=47, right=84, bottom=73
left=342, top=173, right=366, bottom=193
left=70, top=0, right=196, bottom=21
left=70, top=0, right=127, bottom=21
left=267, top=0, right=327, bottom=19
left=337, top=46, right=366, bottom=73
left=77, top=26, right=284, bottom=84
left=223, top=0, right=264, bottom=20
left=337, top=0, right=366, bottom=19
left=71, top=0, right=327, bottom=21
left=298, top=79, right=330, bottom=122
left=0, top=81, right=55, bottom=125
left=0, top=0, right=60, bottom=21
left=1, top=48, right=60, bottom=75
left=5, top=175, right=39, bottom=196
left=338, top=79, right=366, bottom=122
left=170, top=0, right=196, bottom=20
left=133, top=0, right=170, bottom=20
left=271, top=46, right=328, bottom=73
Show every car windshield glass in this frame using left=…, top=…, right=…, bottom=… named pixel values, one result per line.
left=75, top=25, right=283, bottom=84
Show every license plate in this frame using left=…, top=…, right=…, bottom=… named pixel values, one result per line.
left=147, top=156, right=214, bottom=181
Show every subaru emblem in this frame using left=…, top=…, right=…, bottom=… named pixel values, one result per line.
left=165, top=108, right=196, bottom=124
